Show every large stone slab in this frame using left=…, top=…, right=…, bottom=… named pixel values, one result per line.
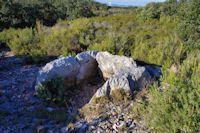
left=96, top=52, right=137, bottom=79
left=35, top=56, right=80, bottom=91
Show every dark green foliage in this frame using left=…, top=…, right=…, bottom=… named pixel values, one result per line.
left=140, top=3, right=162, bottom=20
left=177, top=0, right=200, bottom=48
left=167, top=0, right=178, bottom=3
left=0, top=0, right=94, bottom=31
left=38, top=77, right=68, bottom=104
left=139, top=0, right=200, bottom=49
left=139, top=1, right=180, bottom=20
left=66, top=0, right=94, bottom=20
left=23, top=54, right=49, bottom=65
left=141, top=51, right=200, bottom=132
left=159, top=1, right=179, bottom=16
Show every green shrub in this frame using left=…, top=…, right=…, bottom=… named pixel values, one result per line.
left=9, top=29, right=34, bottom=54
left=0, top=28, right=35, bottom=54
left=159, top=2, right=179, bottom=16
left=38, top=77, right=68, bottom=105
left=0, top=22, right=47, bottom=55
left=140, top=51, right=200, bottom=132
left=140, top=3, right=162, bottom=20
left=0, top=28, right=20, bottom=45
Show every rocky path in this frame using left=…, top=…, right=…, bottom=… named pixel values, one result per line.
left=0, top=49, right=42, bottom=132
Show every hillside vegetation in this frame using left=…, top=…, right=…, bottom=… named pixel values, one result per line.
left=0, top=0, right=199, bottom=132
left=0, top=15, right=185, bottom=67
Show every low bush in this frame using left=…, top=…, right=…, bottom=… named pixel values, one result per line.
left=0, top=28, right=35, bottom=54
left=140, top=50, right=200, bottom=132
left=38, top=77, right=68, bottom=105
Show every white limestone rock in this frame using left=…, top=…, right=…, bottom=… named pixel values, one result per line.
left=91, top=67, right=151, bottom=101
left=75, top=51, right=98, bottom=85
left=96, top=52, right=137, bottom=79
left=35, top=56, right=80, bottom=91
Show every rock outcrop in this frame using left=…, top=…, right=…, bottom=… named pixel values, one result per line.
left=35, top=51, right=99, bottom=91
left=91, top=67, right=151, bottom=101
left=35, top=51, right=159, bottom=104
left=96, top=52, right=137, bottom=79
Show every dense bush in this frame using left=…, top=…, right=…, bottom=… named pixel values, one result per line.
left=0, top=21, right=49, bottom=54
left=139, top=1, right=179, bottom=20
left=6, top=28, right=35, bottom=54
left=140, top=50, right=200, bottom=132
left=140, top=3, right=162, bottom=20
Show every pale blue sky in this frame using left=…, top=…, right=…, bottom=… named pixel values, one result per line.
left=95, top=0, right=166, bottom=6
